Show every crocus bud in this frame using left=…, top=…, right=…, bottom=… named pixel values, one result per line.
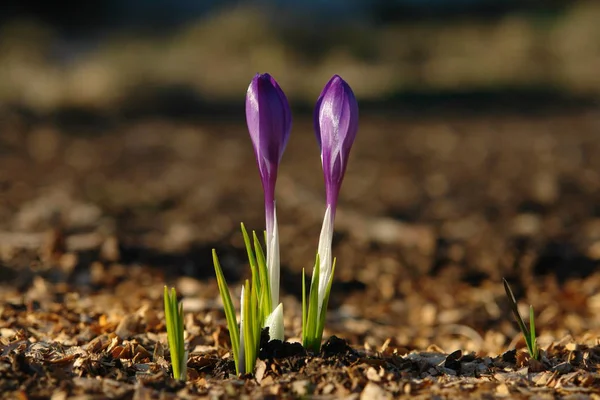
left=246, top=73, right=291, bottom=312
left=314, top=75, right=359, bottom=215
left=246, top=73, right=292, bottom=235
left=314, top=75, right=358, bottom=316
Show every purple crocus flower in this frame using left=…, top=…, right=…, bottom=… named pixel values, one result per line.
left=314, top=75, right=358, bottom=315
left=314, top=75, right=359, bottom=215
left=246, top=73, right=292, bottom=233
left=245, top=73, right=291, bottom=314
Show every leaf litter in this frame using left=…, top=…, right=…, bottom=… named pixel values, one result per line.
left=0, top=110, right=600, bottom=398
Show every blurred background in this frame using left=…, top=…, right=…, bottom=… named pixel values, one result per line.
left=1, top=0, right=599, bottom=114
left=1, top=0, right=600, bottom=356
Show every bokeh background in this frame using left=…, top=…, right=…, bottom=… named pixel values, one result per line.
left=1, top=0, right=599, bottom=113
left=1, top=0, right=600, bottom=358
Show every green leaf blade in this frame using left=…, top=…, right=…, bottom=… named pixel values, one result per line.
left=503, top=278, right=539, bottom=360
left=242, top=280, right=254, bottom=374
left=304, top=254, right=321, bottom=352
left=316, top=258, right=336, bottom=348
left=242, top=223, right=261, bottom=300
left=164, top=286, right=186, bottom=380
left=253, top=231, right=271, bottom=316
left=302, top=268, right=307, bottom=340
left=213, top=249, right=241, bottom=374
left=529, top=305, right=539, bottom=360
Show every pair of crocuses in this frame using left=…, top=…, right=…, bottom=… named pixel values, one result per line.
left=213, top=73, right=358, bottom=375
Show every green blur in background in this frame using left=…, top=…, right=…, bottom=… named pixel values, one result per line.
left=0, top=1, right=599, bottom=112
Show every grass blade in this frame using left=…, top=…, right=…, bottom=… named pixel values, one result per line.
left=177, top=301, right=186, bottom=379
left=503, top=279, right=530, bottom=338
left=163, top=287, right=177, bottom=377
left=251, top=277, right=260, bottom=355
left=304, top=254, right=321, bottom=352
left=503, top=278, right=538, bottom=360
left=529, top=305, right=538, bottom=360
left=316, top=258, right=336, bottom=348
left=170, top=288, right=181, bottom=379
left=241, top=223, right=260, bottom=301
left=164, top=287, right=186, bottom=380
left=253, top=231, right=271, bottom=316
left=302, top=268, right=307, bottom=338
left=213, top=249, right=240, bottom=373
left=242, top=279, right=254, bottom=374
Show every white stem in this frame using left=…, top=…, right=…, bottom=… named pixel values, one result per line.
left=264, top=303, right=284, bottom=341
left=316, top=205, right=334, bottom=317
left=266, top=207, right=280, bottom=311
left=238, top=285, right=245, bottom=374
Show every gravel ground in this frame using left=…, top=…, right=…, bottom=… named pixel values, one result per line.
left=0, top=107, right=599, bottom=398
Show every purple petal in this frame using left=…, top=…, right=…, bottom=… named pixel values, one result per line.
left=314, top=75, right=359, bottom=209
left=245, top=73, right=292, bottom=214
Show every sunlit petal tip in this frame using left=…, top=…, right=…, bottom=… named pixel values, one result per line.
left=265, top=303, right=284, bottom=342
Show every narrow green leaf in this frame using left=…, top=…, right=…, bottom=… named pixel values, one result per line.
left=163, top=287, right=176, bottom=378
left=164, top=287, right=173, bottom=342
left=177, top=300, right=186, bottom=380
left=169, top=288, right=181, bottom=380
left=251, top=280, right=260, bottom=357
left=249, top=280, right=256, bottom=373
left=503, top=279, right=530, bottom=336
left=241, top=223, right=260, bottom=300
left=258, top=284, right=267, bottom=326
left=213, top=249, right=240, bottom=374
left=503, top=278, right=536, bottom=359
left=164, top=286, right=186, bottom=380
left=529, top=305, right=539, bottom=360
left=243, top=280, right=255, bottom=374
left=253, top=231, right=271, bottom=315
left=304, top=254, right=321, bottom=352
left=316, top=258, right=336, bottom=349
left=246, top=227, right=263, bottom=325
left=166, top=288, right=177, bottom=377
left=302, top=268, right=307, bottom=340
left=302, top=271, right=312, bottom=347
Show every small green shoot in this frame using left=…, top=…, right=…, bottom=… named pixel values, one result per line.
left=302, top=255, right=336, bottom=353
left=213, top=223, right=277, bottom=375
left=163, top=286, right=187, bottom=380
left=503, top=278, right=539, bottom=360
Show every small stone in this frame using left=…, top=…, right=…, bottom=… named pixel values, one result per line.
left=291, top=380, right=310, bottom=396
left=360, top=382, right=391, bottom=400
left=496, top=383, right=510, bottom=396
left=366, top=367, right=381, bottom=382
left=254, top=360, right=267, bottom=384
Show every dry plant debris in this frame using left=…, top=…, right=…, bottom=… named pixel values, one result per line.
left=0, top=109, right=600, bottom=398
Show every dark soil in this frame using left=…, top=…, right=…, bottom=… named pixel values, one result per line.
left=1, top=107, right=600, bottom=399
